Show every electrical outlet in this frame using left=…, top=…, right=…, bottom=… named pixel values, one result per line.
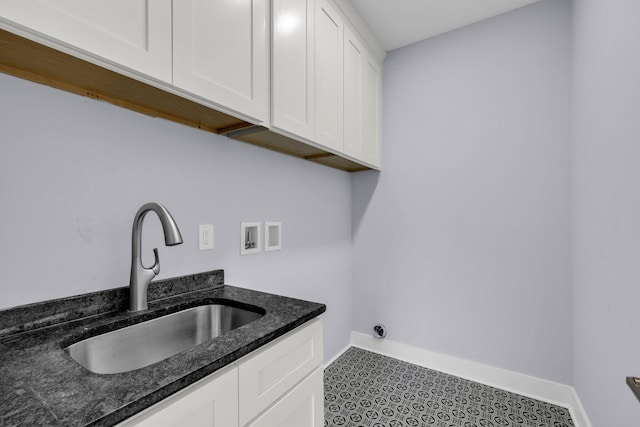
left=199, top=224, right=214, bottom=250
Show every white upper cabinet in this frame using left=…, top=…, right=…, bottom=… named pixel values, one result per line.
left=271, top=0, right=315, bottom=141
left=344, top=25, right=382, bottom=168
left=314, top=0, right=344, bottom=152
left=272, top=0, right=382, bottom=168
left=0, top=0, right=383, bottom=170
left=173, top=0, right=269, bottom=123
left=360, top=52, right=382, bottom=167
left=0, top=0, right=172, bottom=82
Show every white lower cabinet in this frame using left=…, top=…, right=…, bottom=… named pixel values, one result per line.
left=238, top=318, right=323, bottom=425
left=116, top=364, right=239, bottom=427
left=118, top=319, right=323, bottom=427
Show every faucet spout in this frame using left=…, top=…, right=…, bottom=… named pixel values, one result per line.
left=129, top=203, right=183, bottom=312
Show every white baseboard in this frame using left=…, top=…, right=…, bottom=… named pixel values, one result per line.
left=350, top=331, right=592, bottom=427
left=567, top=389, right=593, bottom=427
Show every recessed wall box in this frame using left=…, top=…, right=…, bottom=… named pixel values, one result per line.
left=241, top=222, right=261, bottom=255
left=265, top=222, right=282, bottom=252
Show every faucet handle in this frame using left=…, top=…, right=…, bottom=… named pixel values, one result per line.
left=151, top=248, right=160, bottom=275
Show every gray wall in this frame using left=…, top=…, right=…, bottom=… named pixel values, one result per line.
left=352, top=0, right=573, bottom=384
left=572, top=0, right=640, bottom=424
left=6, top=0, right=640, bottom=422
left=0, top=73, right=353, bottom=361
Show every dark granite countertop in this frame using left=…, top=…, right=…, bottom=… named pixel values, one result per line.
left=0, top=270, right=325, bottom=426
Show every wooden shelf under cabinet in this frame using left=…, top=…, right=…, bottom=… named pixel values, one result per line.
left=0, top=29, right=370, bottom=173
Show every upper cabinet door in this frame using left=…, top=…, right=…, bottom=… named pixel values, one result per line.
left=0, top=0, right=172, bottom=82
left=344, top=26, right=382, bottom=168
left=314, top=0, right=343, bottom=152
left=272, top=0, right=315, bottom=141
left=173, top=0, right=269, bottom=124
left=360, top=50, right=382, bottom=167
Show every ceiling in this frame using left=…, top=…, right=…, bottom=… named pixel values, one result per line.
left=350, top=0, right=542, bottom=52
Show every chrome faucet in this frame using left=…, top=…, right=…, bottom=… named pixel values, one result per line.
left=129, top=202, right=183, bottom=312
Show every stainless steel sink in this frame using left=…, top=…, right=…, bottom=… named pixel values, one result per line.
left=65, top=304, right=264, bottom=374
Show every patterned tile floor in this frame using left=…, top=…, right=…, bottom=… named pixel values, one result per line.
left=324, top=347, right=574, bottom=427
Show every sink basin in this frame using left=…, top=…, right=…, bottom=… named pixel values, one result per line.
left=65, top=304, right=264, bottom=374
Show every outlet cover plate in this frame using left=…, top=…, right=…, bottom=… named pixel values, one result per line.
left=199, top=224, right=214, bottom=250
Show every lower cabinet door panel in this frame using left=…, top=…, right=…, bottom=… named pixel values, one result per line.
left=238, top=319, right=323, bottom=425
left=117, top=365, right=239, bottom=427
left=245, top=367, right=324, bottom=427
